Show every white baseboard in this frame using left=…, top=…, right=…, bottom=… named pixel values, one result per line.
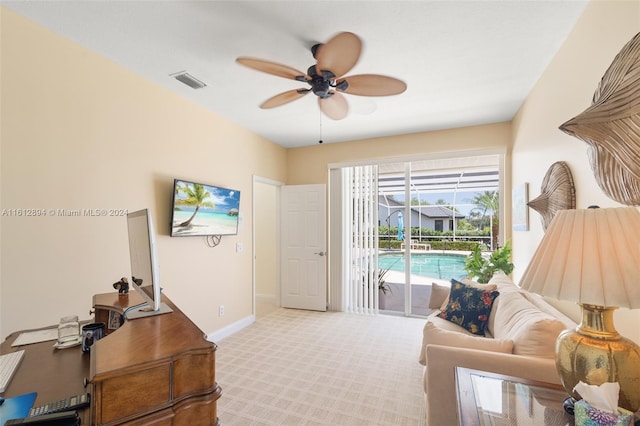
left=207, top=314, right=255, bottom=342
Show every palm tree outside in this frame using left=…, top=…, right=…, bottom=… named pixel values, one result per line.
left=470, top=190, right=499, bottom=249
left=175, top=183, right=216, bottom=227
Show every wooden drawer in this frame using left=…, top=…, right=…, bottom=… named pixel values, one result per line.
left=174, top=350, right=215, bottom=398
left=172, top=393, right=221, bottom=426
left=118, top=408, right=174, bottom=426
left=94, top=364, right=171, bottom=424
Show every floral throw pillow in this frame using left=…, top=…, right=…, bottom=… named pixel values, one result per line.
left=438, top=279, right=499, bottom=335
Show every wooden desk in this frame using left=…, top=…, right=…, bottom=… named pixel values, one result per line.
left=1, top=292, right=221, bottom=425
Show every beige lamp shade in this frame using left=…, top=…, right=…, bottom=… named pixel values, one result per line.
left=519, top=206, right=640, bottom=308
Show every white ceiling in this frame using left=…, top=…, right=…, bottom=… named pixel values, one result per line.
left=3, top=1, right=588, bottom=149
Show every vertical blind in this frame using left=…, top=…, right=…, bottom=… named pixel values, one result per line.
left=343, top=165, right=379, bottom=314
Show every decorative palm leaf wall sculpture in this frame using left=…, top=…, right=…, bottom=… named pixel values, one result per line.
left=527, top=161, right=576, bottom=231
left=559, top=32, right=640, bottom=205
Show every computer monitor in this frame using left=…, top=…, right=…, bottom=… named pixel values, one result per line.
left=125, top=208, right=172, bottom=319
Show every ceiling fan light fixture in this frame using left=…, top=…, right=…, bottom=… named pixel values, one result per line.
left=171, top=71, right=207, bottom=90
left=311, top=79, right=331, bottom=98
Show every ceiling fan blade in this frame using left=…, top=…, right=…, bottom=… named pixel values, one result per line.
left=316, top=32, right=362, bottom=78
left=319, top=92, right=348, bottom=120
left=260, top=89, right=310, bottom=109
left=340, top=74, right=407, bottom=96
left=236, top=57, right=308, bottom=80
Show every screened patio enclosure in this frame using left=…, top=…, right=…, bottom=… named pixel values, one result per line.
left=330, top=153, right=503, bottom=317
left=378, top=155, right=501, bottom=252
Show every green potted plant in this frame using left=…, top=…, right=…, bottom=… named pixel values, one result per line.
left=361, top=264, right=393, bottom=294
left=378, top=265, right=392, bottom=295
left=377, top=264, right=394, bottom=310
left=464, top=241, right=514, bottom=283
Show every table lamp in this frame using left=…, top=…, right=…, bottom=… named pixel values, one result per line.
left=519, top=206, right=640, bottom=413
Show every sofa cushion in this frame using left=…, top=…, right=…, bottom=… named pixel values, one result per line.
left=490, top=288, right=568, bottom=358
left=521, top=291, right=577, bottom=329
left=429, top=282, right=450, bottom=309
left=430, top=279, right=497, bottom=311
left=438, top=279, right=499, bottom=335
left=486, top=271, right=526, bottom=334
left=418, top=319, right=514, bottom=365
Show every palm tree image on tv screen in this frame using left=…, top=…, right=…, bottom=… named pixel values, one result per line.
left=171, top=180, right=240, bottom=237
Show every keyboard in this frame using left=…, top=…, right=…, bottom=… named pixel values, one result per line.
left=0, top=350, right=25, bottom=392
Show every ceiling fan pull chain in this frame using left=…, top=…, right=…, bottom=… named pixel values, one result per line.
left=319, top=111, right=323, bottom=144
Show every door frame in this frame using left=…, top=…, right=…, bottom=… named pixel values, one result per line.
left=252, top=175, right=283, bottom=317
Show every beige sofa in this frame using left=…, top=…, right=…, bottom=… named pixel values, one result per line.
left=419, top=272, right=576, bottom=425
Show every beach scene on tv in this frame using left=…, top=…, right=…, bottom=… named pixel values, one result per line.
left=171, top=180, right=240, bottom=237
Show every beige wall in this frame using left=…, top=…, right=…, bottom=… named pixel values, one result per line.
left=287, top=123, right=511, bottom=185
left=0, top=8, right=286, bottom=338
left=254, top=181, right=278, bottom=298
left=511, top=0, right=640, bottom=343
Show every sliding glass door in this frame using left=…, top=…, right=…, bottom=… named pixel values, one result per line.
left=378, top=162, right=409, bottom=315
left=332, top=152, right=502, bottom=317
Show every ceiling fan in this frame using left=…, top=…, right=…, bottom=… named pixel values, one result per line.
left=236, top=32, right=407, bottom=120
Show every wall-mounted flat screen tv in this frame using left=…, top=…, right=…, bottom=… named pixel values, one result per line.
left=170, top=179, right=241, bottom=237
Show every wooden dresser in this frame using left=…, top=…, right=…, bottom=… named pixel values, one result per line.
left=1, top=292, right=221, bottom=425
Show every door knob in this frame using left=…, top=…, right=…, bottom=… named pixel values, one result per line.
left=314, top=251, right=326, bottom=256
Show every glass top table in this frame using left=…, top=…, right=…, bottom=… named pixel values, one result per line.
left=456, top=367, right=573, bottom=426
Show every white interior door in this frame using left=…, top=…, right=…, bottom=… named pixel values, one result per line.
left=280, top=184, right=327, bottom=311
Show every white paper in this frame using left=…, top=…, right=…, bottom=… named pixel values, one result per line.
left=11, top=328, right=58, bottom=346
left=573, top=381, right=620, bottom=414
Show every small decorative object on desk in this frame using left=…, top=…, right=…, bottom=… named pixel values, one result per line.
left=55, top=315, right=81, bottom=349
left=81, top=322, right=105, bottom=353
left=573, top=382, right=634, bottom=426
left=112, top=277, right=129, bottom=295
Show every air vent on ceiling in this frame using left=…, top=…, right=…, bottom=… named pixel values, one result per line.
left=171, top=71, right=207, bottom=89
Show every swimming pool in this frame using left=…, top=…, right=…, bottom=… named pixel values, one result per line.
left=378, top=252, right=467, bottom=280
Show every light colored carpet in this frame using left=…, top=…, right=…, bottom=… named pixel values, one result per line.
left=216, top=308, right=427, bottom=426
